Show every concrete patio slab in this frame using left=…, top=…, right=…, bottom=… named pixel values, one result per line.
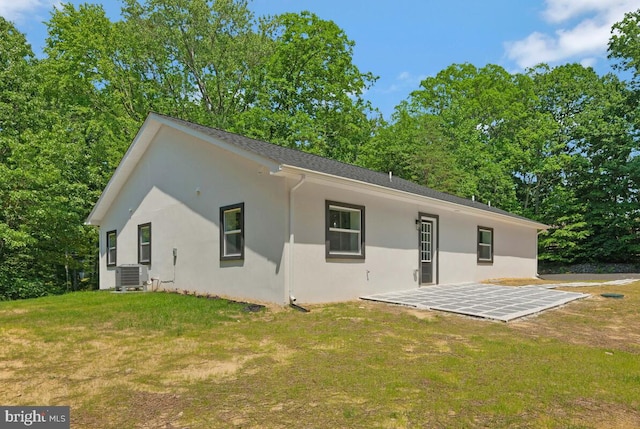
left=361, top=283, right=590, bottom=322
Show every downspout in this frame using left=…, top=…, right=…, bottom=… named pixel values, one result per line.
left=536, top=229, right=545, bottom=278
left=288, top=174, right=309, bottom=312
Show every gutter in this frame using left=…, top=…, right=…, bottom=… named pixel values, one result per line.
left=273, top=165, right=549, bottom=230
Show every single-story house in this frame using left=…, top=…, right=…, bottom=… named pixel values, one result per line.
left=86, top=112, right=548, bottom=304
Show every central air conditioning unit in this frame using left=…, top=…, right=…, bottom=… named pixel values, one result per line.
left=115, top=264, right=149, bottom=291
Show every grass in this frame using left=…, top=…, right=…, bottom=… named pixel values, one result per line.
left=1, top=283, right=640, bottom=428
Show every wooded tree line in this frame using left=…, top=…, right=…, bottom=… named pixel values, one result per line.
left=1, top=0, right=639, bottom=299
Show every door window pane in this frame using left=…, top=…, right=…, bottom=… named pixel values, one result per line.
left=421, top=221, right=432, bottom=262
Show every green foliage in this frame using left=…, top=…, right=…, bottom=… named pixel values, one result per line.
left=363, top=57, right=639, bottom=264
left=0, top=276, right=60, bottom=301
left=361, top=63, right=537, bottom=212
left=0, top=15, right=104, bottom=299
left=609, top=9, right=640, bottom=91
left=116, top=1, right=379, bottom=162
left=1, top=2, right=640, bottom=299
left=537, top=187, right=590, bottom=263
left=117, top=0, right=266, bottom=125
left=235, top=11, right=378, bottom=162
left=0, top=1, right=379, bottom=299
left=528, top=64, right=640, bottom=262
left=359, top=110, right=468, bottom=194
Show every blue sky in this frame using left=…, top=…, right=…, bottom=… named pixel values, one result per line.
left=3, top=0, right=640, bottom=118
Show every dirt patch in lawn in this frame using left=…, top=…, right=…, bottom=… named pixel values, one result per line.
left=486, top=278, right=565, bottom=286
left=74, top=390, right=189, bottom=429
left=508, top=282, right=640, bottom=353
left=167, top=357, right=250, bottom=381
left=567, top=399, right=640, bottom=429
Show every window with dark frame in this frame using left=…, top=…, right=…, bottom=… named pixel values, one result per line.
left=326, top=201, right=365, bottom=259
left=138, top=223, right=152, bottom=265
left=220, top=203, right=244, bottom=260
left=477, top=226, right=494, bottom=263
left=106, top=230, right=117, bottom=267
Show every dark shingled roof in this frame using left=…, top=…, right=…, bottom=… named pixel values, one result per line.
left=157, top=113, right=543, bottom=226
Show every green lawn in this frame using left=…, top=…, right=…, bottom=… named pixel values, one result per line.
left=1, top=283, right=639, bottom=428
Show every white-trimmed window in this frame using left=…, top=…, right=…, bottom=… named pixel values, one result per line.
left=477, top=226, right=494, bottom=263
left=220, top=203, right=244, bottom=260
left=326, top=201, right=365, bottom=259
left=106, top=230, right=117, bottom=267
left=138, top=223, right=152, bottom=265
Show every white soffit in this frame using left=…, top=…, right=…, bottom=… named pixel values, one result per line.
left=275, top=165, right=549, bottom=230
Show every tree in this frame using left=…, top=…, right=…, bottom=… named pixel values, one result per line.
left=529, top=63, right=639, bottom=263
left=363, top=63, right=537, bottom=212
left=0, top=17, right=41, bottom=297
left=365, top=60, right=639, bottom=264
left=0, top=7, right=131, bottom=299
left=524, top=64, right=593, bottom=263
left=43, top=3, right=137, bottom=184
left=50, top=0, right=380, bottom=163
left=358, top=109, right=468, bottom=195
left=0, top=17, right=98, bottom=298
left=117, top=0, right=269, bottom=127
left=235, top=11, right=378, bottom=162
left=0, top=0, right=380, bottom=299
left=569, top=74, right=640, bottom=262
left=114, top=0, right=379, bottom=162
left=609, top=9, right=640, bottom=91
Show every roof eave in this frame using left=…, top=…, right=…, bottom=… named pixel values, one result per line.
left=85, top=113, right=283, bottom=226
left=274, top=165, right=549, bottom=230
left=85, top=114, right=163, bottom=226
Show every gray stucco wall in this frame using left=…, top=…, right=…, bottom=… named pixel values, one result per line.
left=98, top=125, right=539, bottom=304
left=99, top=126, right=288, bottom=303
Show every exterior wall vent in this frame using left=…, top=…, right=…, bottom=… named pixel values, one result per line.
left=115, top=264, right=149, bottom=291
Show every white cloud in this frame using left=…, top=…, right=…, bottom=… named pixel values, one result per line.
left=397, top=71, right=412, bottom=81
left=379, top=84, right=399, bottom=94
left=505, top=0, right=640, bottom=69
left=0, top=0, right=57, bottom=23
left=376, top=71, right=428, bottom=95
left=397, top=71, right=428, bottom=85
left=543, top=0, right=621, bottom=23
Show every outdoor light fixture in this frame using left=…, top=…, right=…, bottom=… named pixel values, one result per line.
left=415, top=219, right=421, bottom=230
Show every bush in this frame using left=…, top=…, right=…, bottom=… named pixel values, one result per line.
left=0, top=277, right=62, bottom=301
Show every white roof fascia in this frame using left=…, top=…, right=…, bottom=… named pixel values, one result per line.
left=85, top=113, right=281, bottom=226
left=86, top=112, right=547, bottom=231
left=154, top=114, right=282, bottom=173
left=85, top=115, right=161, bottom=225
left=274, top=166, right=549, bottom=230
